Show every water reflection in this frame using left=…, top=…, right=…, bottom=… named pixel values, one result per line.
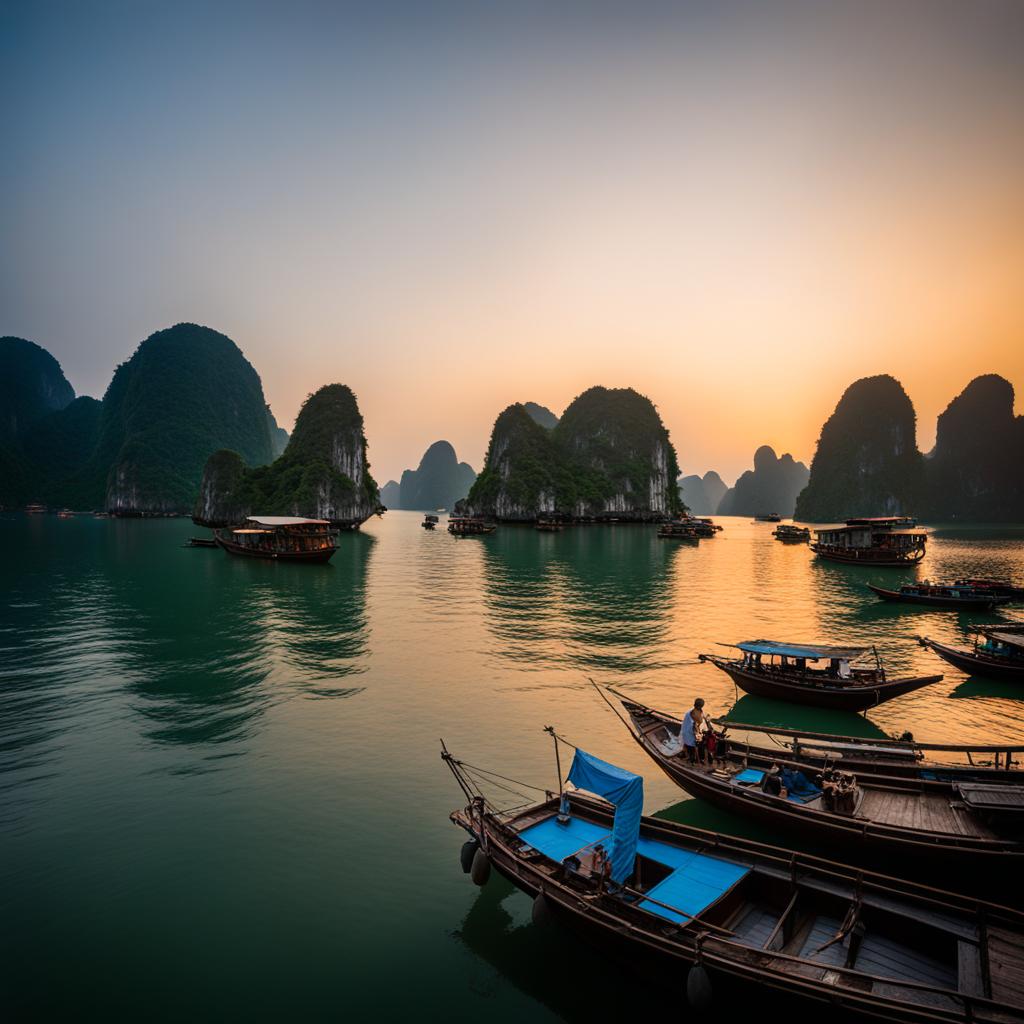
left=721, top=694, right=889, bottom=739
left=480, top=526, right=682, bottom=674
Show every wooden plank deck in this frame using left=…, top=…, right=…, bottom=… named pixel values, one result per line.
left=858, top=788, right=999, bottom=838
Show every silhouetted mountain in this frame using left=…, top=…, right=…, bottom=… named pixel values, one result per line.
left=21, top=397, right=104, bottom=507
left=397, top=440, right=476, bottom=510
left=266, top=406, right=289, bottom=458
left=194, top=383, right=379, bottom=526
left=795, top=375, right=923, bottom=522
left=464, top=386, right=680, bottom=520
left=923, top=375, right=1024, bottom=521
left=717, top=447, right=809, bottom=517
left=380, top=480, right=401, bottom=508
left=0, top=337, right=79, bottom=504
left=678, top=471, right=728, bottom=514
left=523, top=402, right=559, bottom=429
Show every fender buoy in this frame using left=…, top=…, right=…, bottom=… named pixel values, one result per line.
left=531, top=891, right=551, bottom=926
left=460, top=839, right=479, bottom=874
left=470, top=847, right=491, bottom=886
left=686, top=964, right=712, bottom=1009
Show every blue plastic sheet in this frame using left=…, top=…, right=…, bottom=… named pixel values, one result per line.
left=566, top=749, right=643, bottom=884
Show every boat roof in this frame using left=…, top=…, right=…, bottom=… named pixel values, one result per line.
left=985, top=631, right=1024, bottom=650
left=232, top=528, right=271, bottom=534
left=246, top=516, right=330, bottom=526
left=735, top=640, right=870, bottom=660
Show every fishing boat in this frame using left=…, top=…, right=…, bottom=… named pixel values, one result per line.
left=422, top=514, right=439, bottom=530
left=657, top=521, right=699, bottom=542
left=609, top=694, right=1024, bottom=886
left=773, top=524, right=810, bottom=543
left=754, top=513, right=782, bottom=522
left=677, top=514, right=720, bottom=537
left=448, top=516, right=496, bottom=536
left=535, top=515, right=568, bottom=532
left=811, top=518, right=927, bottom=567
left=953, top=579, right=1024, bottom=601
left=698, top=640, right=943, bottom=710
left=612, top=698, right=1022, bottom=785
left=918, top=628, right=1024, bottom=682
left=213, top=516, right=337, bottom=562
left=444, top=739, right=1024, bottom=1022
left=868, top=583, right=1011, bottom=610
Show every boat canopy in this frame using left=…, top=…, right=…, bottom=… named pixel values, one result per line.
left=736, top=640, right=869, bottom=661
left=986, top=632, right=1024, bottom=651
left=566, top=749, right=643, bottom=884
left=246, top=516, right=331, bottom=527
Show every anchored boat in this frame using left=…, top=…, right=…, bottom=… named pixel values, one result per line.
left=444, top=739, right=1024, bottom=1022
left=952, top=579, right=1024, bottom=602
left=699, top=640, right=943, bottom=710
left=213, top=516, right=337, bottom=562
left=919, top=627, right=1024, bottom=682
left=657, top=520, right=699, bottom=542
left=610, top=694, right=1024, bottom=886
left=754, top=513, right=782, bottom=522
left=811, top=518, right=927, bottom=567
left=448, top=516, right=496, bottom=536
left=773, top=524, right=810, bottom=542
left=869, top=583, right=1011, bottom=610
left=422, top=514, right=439, bottom=530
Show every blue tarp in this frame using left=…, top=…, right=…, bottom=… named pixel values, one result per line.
left=733, top=768, right=765, bottom=785
left=639, top=855, right=749, bottom=923
left=517, top=817, right=611, bottom=863
left=780, top=768, right=821, bottom=800
left=566, top=749, right=643, bottom=884
left=737, top=640, right=867, bottom=661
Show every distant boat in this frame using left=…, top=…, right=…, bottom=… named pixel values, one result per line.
left=698, top=639, right=943, bottom=710
left=657, top=521, right=699, bottom=542
left=25, top=503, right=47, bottom=515
left=213, top=516, right=337, bottom=563
left=868, top=583, right=1010, bottom=610
left=753, top=512, right=782, bottom=522
left=679, top=514, right=720, bottom=536
left=919, top=626, right=1024, bottom=682
left=448, top=516, right=496, bottom=536
left=772, top=524, right=810, bottom=542
left=535, top=516, right=566, bottom=532
left=811, top=517, right=926, bottom=566
left=422, top=514, right=439, bottom=530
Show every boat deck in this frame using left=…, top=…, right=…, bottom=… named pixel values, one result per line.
left=857, top=789, right=999, bottom=839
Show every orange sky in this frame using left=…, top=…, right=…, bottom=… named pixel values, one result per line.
left=5, top=2, right=1023, bottom=483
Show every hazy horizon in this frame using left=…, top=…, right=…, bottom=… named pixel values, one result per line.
left=4, top=0, right=1023, bottom=484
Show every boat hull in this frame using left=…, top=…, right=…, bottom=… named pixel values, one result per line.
left=213, top=536, right=336, bottom=563
left=869, top=584, right=1006, bottom=609
left=812, top=545, right=924, bottom=567
left=706, top=658, right=943, bottom=710
left=920, top=637, right=1024, bottom=682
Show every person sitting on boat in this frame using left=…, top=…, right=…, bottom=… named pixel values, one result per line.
left=761, top=763, right=787, bottom=797
left=680, top=698, right=707, bottom=764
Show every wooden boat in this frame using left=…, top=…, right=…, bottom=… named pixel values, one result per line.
left=676, top=514, right=720, bottom=537
left=754, top=513, right=782, bottom=522
left=869, top=583, right=1010, bottom=610
left=953, top=579, right=1024, bottom=602
left=213, top=516, right=337, bottom=562
left=773, top=524, right=810, bottom=542
left=919, top=629, right=1024, bottom=683
left=422, top=514, right=439, bottom=530
left=699, top=640, right=943, bottom=710
left=811, top=518, right=927, bottom=567
left=535, top=516, right=568, bottom=532
left=657, top=521, right=699, bottom=542
left=611, top=695, right=1024, bottom=886
left=448, top=515, right=496, bottom=536
left=444, top=742, right=1024, bottom=1022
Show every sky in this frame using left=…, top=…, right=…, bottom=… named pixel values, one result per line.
left=3, top=0, right=1023, bottom=485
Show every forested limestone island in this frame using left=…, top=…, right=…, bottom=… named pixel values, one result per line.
left=0, top=325, right=291, bottom=513
left=795, top=375, right=923, bottom=522
left=522, top=402, right=559, bottom=430
left=677, top=471, right=728, bottom=515
left=459, top=386, right=680, bottom=521
left=393, top=441, right=475, bottom=510
left=921, top=374, right=1024, bottom=522
left=717, top=447, right=809, bottom=518
left=193, top=383, right=381, bottom=528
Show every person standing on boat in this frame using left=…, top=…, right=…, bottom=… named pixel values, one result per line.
left=680, top=698, right=707, bottom=764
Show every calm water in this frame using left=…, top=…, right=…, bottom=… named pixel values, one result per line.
left=2, top=513, right=1023, bottom=1019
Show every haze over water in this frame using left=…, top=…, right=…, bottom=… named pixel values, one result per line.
left=2, top=512, right=1022, bottom=1019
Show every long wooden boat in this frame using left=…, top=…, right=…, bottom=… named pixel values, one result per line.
left=657, top=521, right=699, bottom=541
left=444, top=744, right=1024, bottom=1021
left=754, top=513, right=782, bottom=522
left=448, top=516, right=496, bottom=536
left=919, top=631, right=1024, bottom=683
left=773, top=524, right=810, bottom=542
left=869, top=583, right=1011, bottom=610
left=613, top=696, right=1024, bottom=885
left=954, top=579, right=1024, bottom=601
left=811, top=518, right=927, bottom=567
left=699, top=640, right=944, bottom=710
left=213, top=516, right=337, bottom=563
